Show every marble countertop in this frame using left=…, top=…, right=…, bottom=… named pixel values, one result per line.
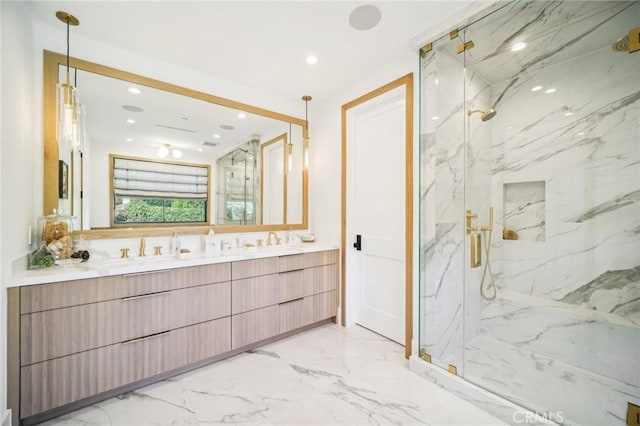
left=9, top=243, right=339, bottom=288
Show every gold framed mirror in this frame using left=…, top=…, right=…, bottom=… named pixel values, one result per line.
left=43, top=50, right=308, bottom=237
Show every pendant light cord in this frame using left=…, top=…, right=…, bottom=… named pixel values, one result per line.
left=66, top=17, right=70, bottom=72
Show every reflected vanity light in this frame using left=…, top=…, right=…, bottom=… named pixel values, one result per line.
left=128, top=87, right=141, bottom=94
left=126, top=138, right=133, bottom=142
left=306, top=55, right=318, bottom=65
left=238, top=113, right=246, bottom=119
left=213, top=134, right=220, bottom=138
left=545, top=88, right=556, bottom=94
left=287, top=142, right=294, bottom=173
left=432, top=116, right=439, bottom=120
left=126, top=118, right=136, bottom=124
left=531, top=85, right=543, bottom=92
left=302, top=95, right=312, bottom=170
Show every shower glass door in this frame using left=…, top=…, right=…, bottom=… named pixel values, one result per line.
left=461, top=2, right=640, bottom=425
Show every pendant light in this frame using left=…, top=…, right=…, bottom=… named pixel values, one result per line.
left=56, top=11, right=85, bottom=152
left=157, top=144, right=182, bottom=159
left=287, top=123, right=293, bottom=174
left=302, top=95, right=312, bottom=170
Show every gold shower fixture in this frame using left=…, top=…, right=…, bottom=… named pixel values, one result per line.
left=468, top=108, right=497, bottom=122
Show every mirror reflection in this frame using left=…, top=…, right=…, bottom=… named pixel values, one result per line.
left=47, top=52, right=306, bottom=232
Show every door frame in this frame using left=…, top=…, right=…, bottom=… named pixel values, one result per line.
left=340, top=73, right=413, bottom=358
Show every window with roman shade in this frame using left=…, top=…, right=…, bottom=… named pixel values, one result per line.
left=111, top=155, right=210, bottom=225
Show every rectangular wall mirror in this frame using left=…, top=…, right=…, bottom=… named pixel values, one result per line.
left=43, top=50, right=308, bottom=236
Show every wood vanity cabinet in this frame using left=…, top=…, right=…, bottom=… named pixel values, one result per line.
left=231, top=250, right=338, bottom=348
left=10, top=249, right=338, bottom=425
left=18, top=262, right=232, bottom=419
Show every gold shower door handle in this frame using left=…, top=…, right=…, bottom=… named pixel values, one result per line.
left=630, top=27, right=640, bottom=53
left=470, top=233, right=481, bottom=268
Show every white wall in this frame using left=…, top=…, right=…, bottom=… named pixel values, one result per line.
left=1, top=2, right=37, bottom=423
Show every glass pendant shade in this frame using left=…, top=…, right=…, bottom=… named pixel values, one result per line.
left=57, top=76, right=77, bottom=150
left=303, top=137, right=309, bottom=169
left=287, top=143, right=293, bottom=173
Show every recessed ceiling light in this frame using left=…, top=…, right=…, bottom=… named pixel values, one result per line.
left=238, top=113, right=246, bottom=119
left=126, top=138, right=133, bottom=142
left=306, top=55, right=318, bottom=65
left=349, top=4, right=382, bottom=31
left=432, top=116, right=439, bottom=120
left=511, top=42, right=527, bottom=52
left=213, top=134, right=220, bottom=138
left=531, top=85, right=543, bottom=92
left=122, top=105, right=143, bottom=113
left=564, top=112, right=573, bottom=116
left=197, top=148, right=203, bottom=152
left=434, top=78, right=439, bottom=85
left=577, top=132, right=585, bottom=136
left=126, top=119, right=136, bottom=124
left=128, top=87, right=141, bottom=94
left=545, top=88, right=556, bottom=94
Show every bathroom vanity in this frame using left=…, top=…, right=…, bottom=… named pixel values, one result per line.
left=7, top=246, right=338, bottom=425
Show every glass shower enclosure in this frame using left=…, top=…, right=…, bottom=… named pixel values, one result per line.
left=419, top=1, right=639, bottom=425
left=216, top=139, right=259, bottom=225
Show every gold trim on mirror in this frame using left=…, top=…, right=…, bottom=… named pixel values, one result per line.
left=43, top=50, right=309, bottom=237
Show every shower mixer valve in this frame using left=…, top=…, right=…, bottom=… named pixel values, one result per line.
left=466, top=210, right=479, bottom=234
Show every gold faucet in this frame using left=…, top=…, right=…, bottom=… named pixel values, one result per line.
left=138, top=238, right=146, bottom=257
left=267, top=231, right=278, bottom=246
left=120, top=248, right=130, bottom=259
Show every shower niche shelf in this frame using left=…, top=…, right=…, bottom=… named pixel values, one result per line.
left=503, top=181, right=546, bottom=242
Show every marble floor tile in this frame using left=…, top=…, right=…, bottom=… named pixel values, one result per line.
left=41, top=324, right=506, bottom=426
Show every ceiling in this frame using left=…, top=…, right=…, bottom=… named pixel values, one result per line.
left=25, top=1, right=474, bottom=104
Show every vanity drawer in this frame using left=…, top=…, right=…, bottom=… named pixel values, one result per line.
left=122, top=281, right=231, bottom=341
left=231, top=305, right=280, bottom=349
left=120, top=268, right=177, bottom=298
left=120, top=317, right=230, bottom=383
left=232, top=257, right=278, bottom=280
left=279, top=297, right=313, bottom=333
left=311, top=290, right=338, bottom=322
left=279, top=269, right=311, bottom=302
left=175, top=262, right=231, bottom=287
left=231, top=274, right=279, bottom=314
left=306, top=264, right=338, bottom=295
left=21, top=317, right=231, bottom=418
left=278, top=249, right=338, bottom=272
left=20, top=275, right=122, bottom=314
left=21, top=343, right=123, bottom=417
left=21, top=299, right=122, bottom=366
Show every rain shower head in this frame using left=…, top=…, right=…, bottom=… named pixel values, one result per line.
left=468, top=108, right=497, bottom=122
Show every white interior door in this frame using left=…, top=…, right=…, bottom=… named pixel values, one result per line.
left=346, top=86, right=406, bottom=345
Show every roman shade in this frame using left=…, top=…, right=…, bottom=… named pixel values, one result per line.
left=113, top=157, right=209, bottom=200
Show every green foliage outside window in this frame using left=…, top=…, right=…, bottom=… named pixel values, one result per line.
left=114, top=198, right=206, bottom=224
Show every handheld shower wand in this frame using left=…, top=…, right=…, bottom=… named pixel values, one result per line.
left=479, top=207, right=496, bottom=300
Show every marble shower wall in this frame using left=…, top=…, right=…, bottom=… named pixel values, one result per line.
left=419, top=1, right=639, bottom=424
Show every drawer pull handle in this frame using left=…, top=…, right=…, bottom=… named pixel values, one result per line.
left=121, top=290, right=171, bottom=301
left=279, top=297, right=304, bottom=305
left=122, top=330, right=170, bottom=345
left=122, top=269, right=172, bottom=278
left=279, top=268, right=304, bottom=274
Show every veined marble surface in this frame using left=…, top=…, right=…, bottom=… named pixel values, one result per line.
left=9, top=242, right=338, bottom=287
left=41, top=325, right=506, bottom=426
left=420, top=1, right=639, bottom=425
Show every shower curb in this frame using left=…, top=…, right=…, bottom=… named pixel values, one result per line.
left=409, top=356, right=559, bottom=426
